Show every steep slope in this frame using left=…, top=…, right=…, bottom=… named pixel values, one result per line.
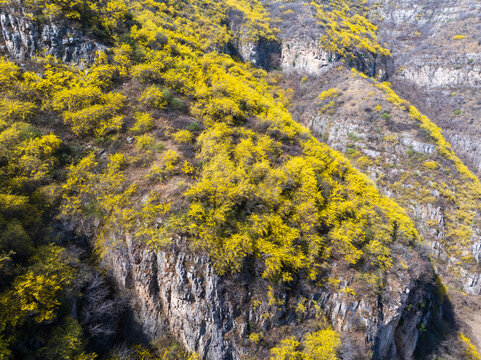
left=288, top=68, right=481, bottom=293
left=265, top=1, right=481, bottom=357
left=1, top=0, right=480, bottom=359
left=375, top=0, right=481, bottom=177
left=55, top=0, right=430, bottom=357
left=0, top=0, right=444, bottom=359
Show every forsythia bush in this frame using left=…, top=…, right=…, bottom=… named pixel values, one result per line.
left=0, top=55, right=104, bottom=356
left=459, top=334, right=481, bottom=360
left=52, top=86, right=125, bottom=137
left=270, top=328, right=341, bottom=360
left=312, top=0, right=391, bottom=58
left=132, top=112, right=155, bottom=134
left=18, top=0, right=129, bottom=36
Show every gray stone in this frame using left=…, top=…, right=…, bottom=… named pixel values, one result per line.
left=1, top=9, right=105, bottom=65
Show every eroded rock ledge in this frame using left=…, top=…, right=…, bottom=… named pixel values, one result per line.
left=0, top=10, right=105, bottom=64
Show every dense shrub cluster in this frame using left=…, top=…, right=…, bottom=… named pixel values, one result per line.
left=270, top=328, right=341, bottom=360
left=0, top=58, right=96, bottom=359
left=312, top=0, right=391, bottom=58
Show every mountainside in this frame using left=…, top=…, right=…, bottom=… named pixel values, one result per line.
left=378, top=0, right=481, bottom=176
left=0, top=0, right=480, bottom=359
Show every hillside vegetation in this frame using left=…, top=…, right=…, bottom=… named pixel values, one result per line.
left=1, top=0, right=478, bottom=358
left=347, top=70, right=481, bottom=265
left=311, top=0, right=390, bottom=58
left=286, top=53, right=481, bottom=359
left=52, top=0, right=419, bottom=295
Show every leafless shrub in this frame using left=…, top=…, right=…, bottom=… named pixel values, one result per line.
left=79, top=272, right=127, bottom=351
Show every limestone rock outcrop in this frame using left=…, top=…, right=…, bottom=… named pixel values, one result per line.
left=0, top=10, right=105, bottom=64
left=102, top=235, right=433, bottom=360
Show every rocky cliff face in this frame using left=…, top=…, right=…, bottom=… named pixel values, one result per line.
left=397, top=53, right=481, bottom=89
left=226, top=9, right=281, bottom=71
left=375, top=0, right=481, bottom=177
left=279, top=36, right=332, bottom=74
left=228, top=36, right=281, bottom=71
left=101, top=234, right=433, bottom=360
left=232, top=0, right=393, bottom=77
left=0, top=9, right=105, bottom=64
